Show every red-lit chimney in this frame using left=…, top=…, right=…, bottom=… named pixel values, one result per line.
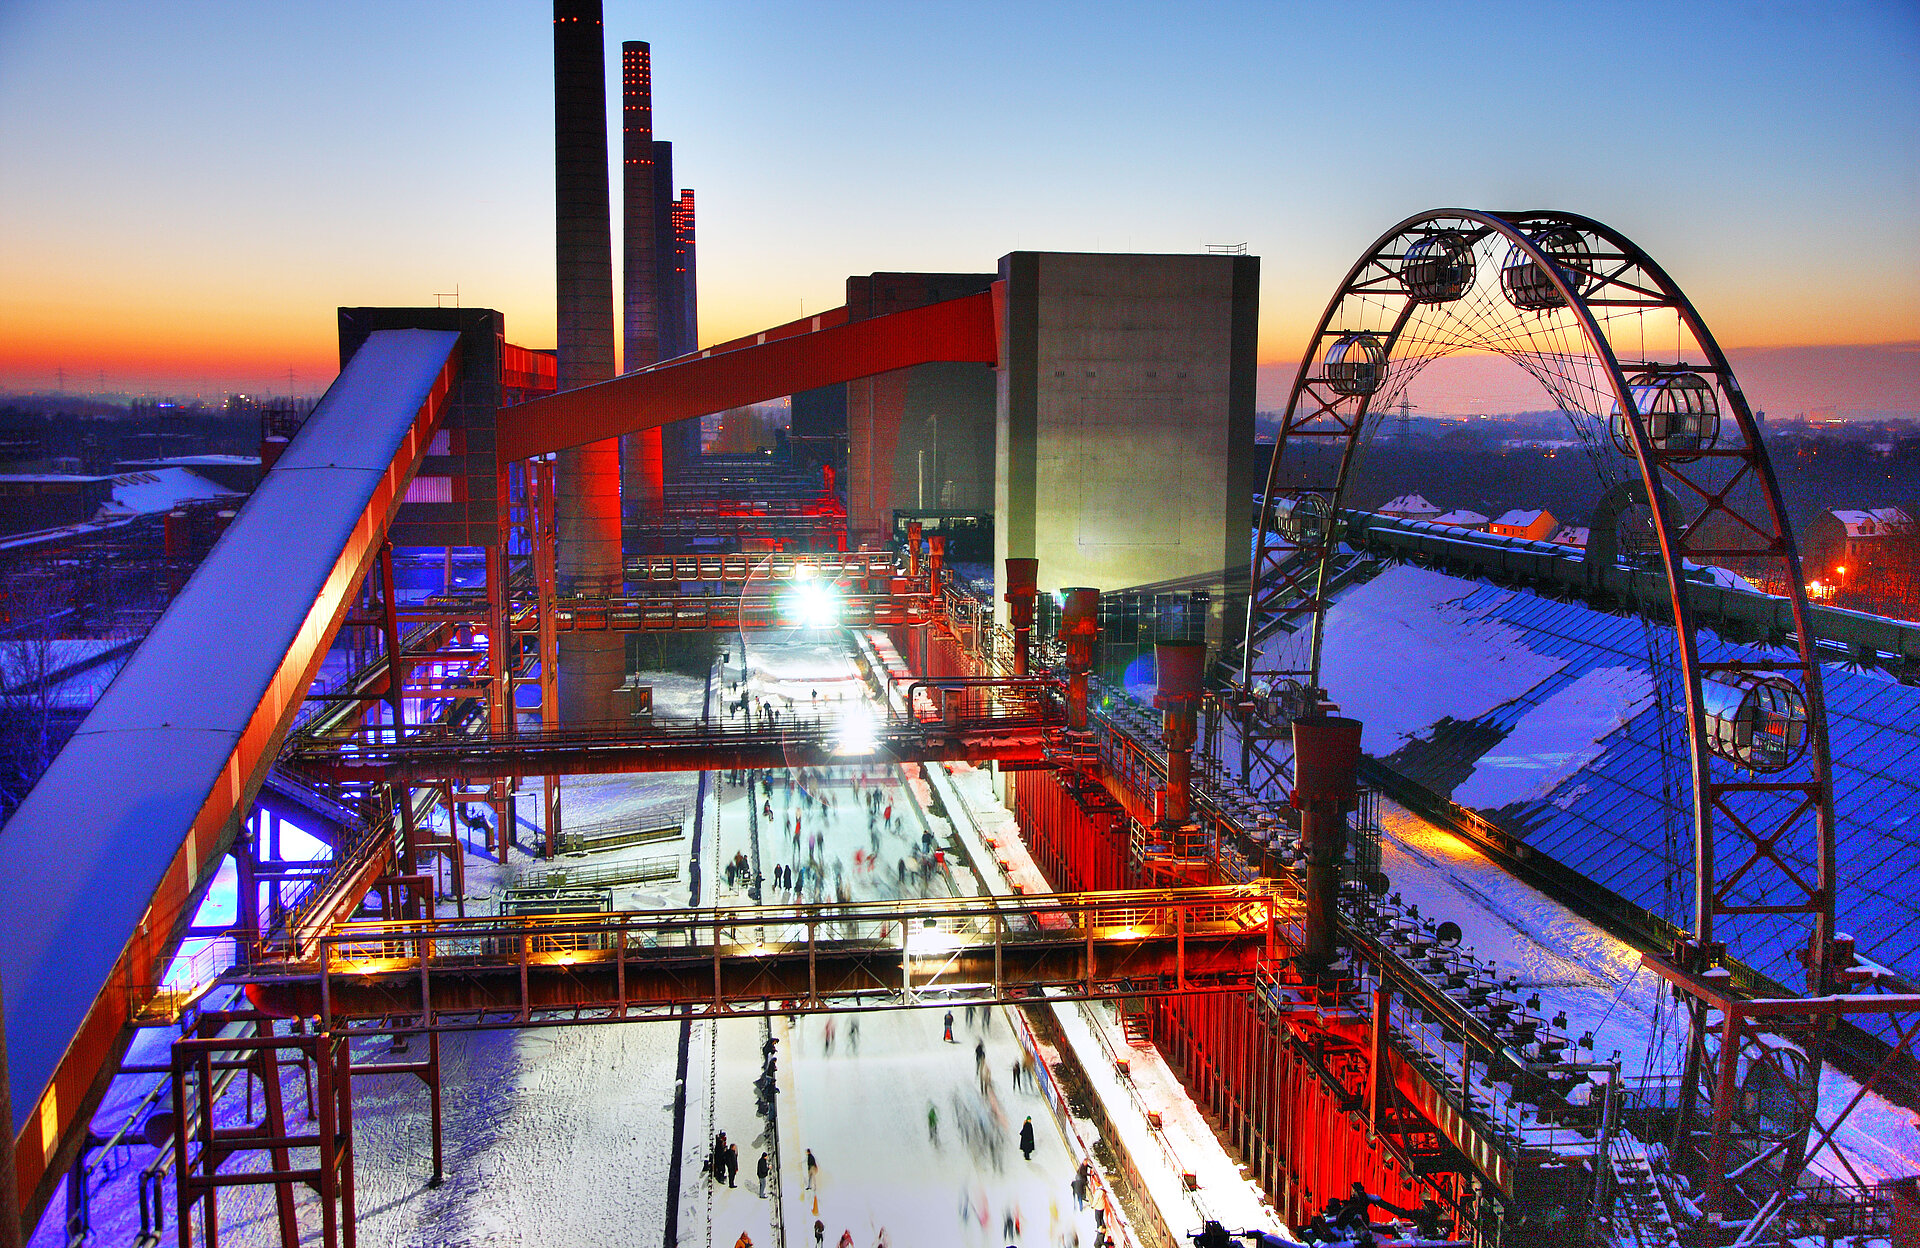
left=553, top=0, right=624, bottom=723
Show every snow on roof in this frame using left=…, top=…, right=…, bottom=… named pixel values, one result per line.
left=1551, top=526, right=1589, bottom=547
left=1491, top=508, right=1547, bottom=528
left=1430, top=509, right=1488, bottom=526
left=0, top=329, right=460, bottom=1122
left=0, top=473, right=109, bottom=485
left=100, top=466, right=242, bottom=517
left=1830, top=507, right=1911, bottom=537
left=118, top=454, right=261, bottom=467
left=1320, top=564, right=1565, bottom=751
left=1379, top=493, right=1439, bottom=515
left=1317, top=559, right=1920, bottom=994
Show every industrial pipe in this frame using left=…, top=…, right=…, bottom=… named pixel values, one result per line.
left=1153, top=642, right=1207, bottom=831
left=1005, top=557, right=1039, bottom=677
left=928, top=535, right=946, bottom=586
left=1059, top=587, right=1100, bottom=732
left=1291, top=715, right=1363, bottom=974
left=906, top=520, right=923, bottom=581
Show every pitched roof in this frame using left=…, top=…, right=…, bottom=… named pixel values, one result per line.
left=1830, top=507, right=1911, bottom=538
left=1380, top=493, right=1440, bottom=516
left=1491, top=508, right=1549, bottom=528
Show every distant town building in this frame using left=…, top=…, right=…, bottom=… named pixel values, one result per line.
left=0, top=475, right=112, bottom=536
left=1430, top=509, right=1490, bottom=532
left=1378, top=493, right=1441, bottom=521
left=1804, top=507, right=1913, bottom=580
left=0, top=465, right=243, bottom=538
left=1489, top=508, right=1558, bottom=541
left=1550, top=525, right=1589, bottom=549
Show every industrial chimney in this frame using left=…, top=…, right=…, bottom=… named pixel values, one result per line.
left=553, top=0, right=625, bottom=724
left=620, top=40, right=666, bottom=532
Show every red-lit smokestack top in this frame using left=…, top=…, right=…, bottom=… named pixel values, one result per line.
left=1152, top=641, right=1208, bottom=709
left=1004, top=557, right=1039, bottom=628
left=1290, top=716, right=1363, bottom=808
left=1057, top=587, right=1100, bottom=639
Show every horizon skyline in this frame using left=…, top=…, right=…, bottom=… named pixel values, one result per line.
left=2, top=1, right=1915, bottom=407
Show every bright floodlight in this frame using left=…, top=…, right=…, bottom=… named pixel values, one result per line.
left=833, top=704, right=879, bottom=757
left=785, top=580, right=842, bottom=630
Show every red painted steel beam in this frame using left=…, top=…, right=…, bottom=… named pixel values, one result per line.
left=498, top=290, right=997, bottom=462
left=245, top=933, right=1265, bottom=1020
left=290, top=729, right=1053, bottom=785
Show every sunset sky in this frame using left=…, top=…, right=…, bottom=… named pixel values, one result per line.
left=0, top=0, right=1915, bottom=409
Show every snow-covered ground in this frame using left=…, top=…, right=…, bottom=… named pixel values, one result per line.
left=36, top=632, right=1148, bottom=1248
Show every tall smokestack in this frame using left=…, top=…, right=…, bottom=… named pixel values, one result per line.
left=619, top=40, right=667, bottom=540
left=553, top=0, right=624, bottom=723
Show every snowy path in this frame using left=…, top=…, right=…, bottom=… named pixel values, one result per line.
left=674, top=633, right=1093, bottom=1248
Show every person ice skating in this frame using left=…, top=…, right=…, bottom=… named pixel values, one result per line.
left=727, top=1141, right=739, bottom=1187
left=756, top=1150, right=770, bottom=1196
left=943, top=1009, right=955, bottom=1042
left=838, top=1232, right=854, bottom=1248
left=1019, top=1116, right=1036, bottom=1160
left=813, top=1220, right=825, bottom=1248
left=849, top=1015, right=860, bottom=1053
left=927, top=1102, right=939, bottom=1143
left=734, top=1234, right=752, bottom=1248
left=975, top=1039, right=988, bottom=1090
left=1072, top=1160, right=1089, bottom=1209
left=805, top=1148, right=818, bottom=1190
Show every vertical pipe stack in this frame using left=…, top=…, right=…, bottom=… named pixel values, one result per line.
left=619, top=40, right=666, bottom=533
left=1291, top=715, right=1363, bottom=974
left=1154, top=641, right=1207, bottom=832
left=1059, top=588, right=1100, bottom=731
left=554, top=0, right=624, bottom=724
left=1004, top=557, right=1038, bottom=677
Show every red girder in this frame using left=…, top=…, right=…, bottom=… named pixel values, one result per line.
left=498, top=290, right=998, bottom=462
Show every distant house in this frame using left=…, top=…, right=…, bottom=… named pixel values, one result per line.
left=1804, top=507, right=1912, bottom=579
left=1551, top=526, right=1589, bottom=549
left=1430, top=509, right=1490, bottom=532
left=1489, top=508, right=1558, bottom=541
left=1379, top=493, right=1441, bottom=521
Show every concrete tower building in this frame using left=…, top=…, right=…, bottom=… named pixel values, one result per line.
left=553, top=0, right=624, bottom=721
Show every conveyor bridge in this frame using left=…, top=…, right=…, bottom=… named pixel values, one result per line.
left=238, top=885, right=1285, bottom=1027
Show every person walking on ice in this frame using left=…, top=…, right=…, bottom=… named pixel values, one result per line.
left=805, top=1147, right=818, bottom=1190
left=943, top=1009, right=954, bottom=1042
left=1019, top=1116, right=1036, bottom=1161
left=927, top=1101, right=939, bottom=1143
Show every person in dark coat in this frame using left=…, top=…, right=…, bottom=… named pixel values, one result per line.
left=1018, top=1116, right=1036, bottom=1160
left=757, top=1151, right=770, bottom=1196
left=727, top=1141, right=739, bottom=1187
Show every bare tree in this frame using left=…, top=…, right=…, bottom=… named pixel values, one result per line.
left=0, top=569, right=68, bottom=822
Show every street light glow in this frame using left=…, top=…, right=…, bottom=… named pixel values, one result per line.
left=786, top=580, right=842, bottom=629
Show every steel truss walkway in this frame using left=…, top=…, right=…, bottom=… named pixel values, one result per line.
left=238, top=886, right=1284, bottom=1028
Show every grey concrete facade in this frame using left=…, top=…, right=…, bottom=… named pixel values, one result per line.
left=994, top=252, right=1257, bottom=651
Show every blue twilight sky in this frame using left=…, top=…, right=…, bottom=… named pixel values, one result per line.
left=0, top=0, right=1915, bottom=399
